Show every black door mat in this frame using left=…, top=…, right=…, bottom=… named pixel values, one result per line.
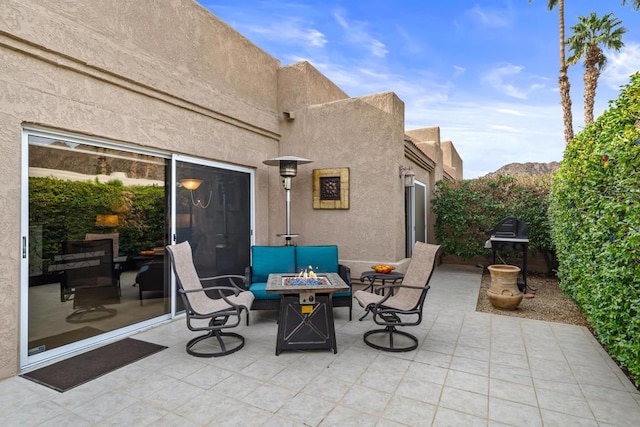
left=20, top=338, right=167, bottom=392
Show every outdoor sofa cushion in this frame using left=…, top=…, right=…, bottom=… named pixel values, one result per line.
left=248, top=245, right=296, bottom=300
left=295, top=245, right=349, bottom=297
left=247, top=245, right=351, bottom=300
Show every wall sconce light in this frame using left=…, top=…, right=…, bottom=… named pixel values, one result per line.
left=95, top=214, right=119, bottom=227
left=263, top=155, right=313, bottom=245
left=179, top=178, right=202, bottom=191
left=399, top=166, right=416, bottom=187
left=179, top=178, right=211, bottom=208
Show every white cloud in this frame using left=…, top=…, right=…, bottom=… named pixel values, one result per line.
left=466, top=5, right=512, bottom=28
left=245, top=19, right=327, bottom=48
left=395, top=25, right=423, bottom=55
left=482, top=64, right=548, bottom=100
left=495, top=108, right=527, bottom=117
left=453, top=65, right=466, bottom=77
left=601, top=42, right=640, bottom=90
left=332, top=9, right=388, bottom=58
left=489, top=124, right=521, bottom=132
left=483, top=65, right=528, bottom=99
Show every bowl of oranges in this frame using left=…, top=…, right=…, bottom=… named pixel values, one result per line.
left=371, top=264, right=395, bottom=274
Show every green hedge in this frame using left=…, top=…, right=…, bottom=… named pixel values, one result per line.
left=432, top=174, right=555, bottom=272
left=549, top=72, right=640, bottom=385
left=29, top=177, right=166, bottom=268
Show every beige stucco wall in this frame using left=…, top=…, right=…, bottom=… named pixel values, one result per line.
left=441, top=140, right=463, bottom=180
left=276, top=91, right=407, bottom=272
left=0, top=0, right=284, bottom=379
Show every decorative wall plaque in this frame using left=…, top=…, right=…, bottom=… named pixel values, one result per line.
left=313, top=168, right=349, bottom=209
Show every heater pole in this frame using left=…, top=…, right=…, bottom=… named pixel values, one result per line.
left=263, top=156, right=312, bottom=246
left=284, top=177, right=292, bottom=246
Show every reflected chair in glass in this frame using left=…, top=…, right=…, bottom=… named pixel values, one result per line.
left=166, top=241, right=255, bottom=357
left=59, top=238, right=121, bottom=323
left=85, top=232, right=124, bottom=292
left=354, top=242, right=440, bottom=352
left=135, top=256, right=167, bottom=305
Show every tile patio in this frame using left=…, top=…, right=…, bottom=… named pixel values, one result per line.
left=2, top=264, right=639, bottom=426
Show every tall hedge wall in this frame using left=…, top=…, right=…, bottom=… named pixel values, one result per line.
left=549, top=72, right=640, bottom=385
left=29, top=177, right=166, bottom=269
left=432, top=174, right=555, bottom=272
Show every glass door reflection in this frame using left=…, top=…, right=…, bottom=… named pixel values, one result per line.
left=26, top=133, right=171, bottom=358
left=175, top=160, right=252, bottom=311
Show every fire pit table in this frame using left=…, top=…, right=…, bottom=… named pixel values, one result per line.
left=266, top=273, right=349, bottom=355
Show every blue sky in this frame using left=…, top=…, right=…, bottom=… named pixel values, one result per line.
left=198, top=0, right=640, bottom=178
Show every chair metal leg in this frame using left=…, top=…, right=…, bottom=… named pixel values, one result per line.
left=66, top=305, right=117, bottom=323
left=185, top=315, right=245, bottom=357
left=363, top=326, right=419, bottom=352
left=186, top=331, right=245, bottom=357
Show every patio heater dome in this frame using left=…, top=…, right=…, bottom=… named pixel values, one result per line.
left=263, top=156, right=312, bottom=177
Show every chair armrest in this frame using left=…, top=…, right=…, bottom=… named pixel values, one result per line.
left=179, top=285, right=246, bottom=310
left=200, top=275, right=246, bottom=293
left=377, top=283, right=426, bottom=291
left=338, top=264, right=352, bottom=287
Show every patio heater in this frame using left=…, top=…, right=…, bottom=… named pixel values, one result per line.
left=263, top=155, right=313, bottom=245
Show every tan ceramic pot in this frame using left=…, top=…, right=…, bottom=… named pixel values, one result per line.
left=487, top=264, right=523, bottom=310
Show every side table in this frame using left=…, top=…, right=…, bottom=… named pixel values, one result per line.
left=359, top=271, right=405, bottom=295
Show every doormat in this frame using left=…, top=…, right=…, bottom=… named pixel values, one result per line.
left=28, top=327, right=104, bottom=355
left=20, top=338, right=167, bottom=392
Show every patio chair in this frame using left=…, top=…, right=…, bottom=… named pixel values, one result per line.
left=166, top=241, right=255, bottom=357
left=354, top=242, right=440, bottom=352
left=60, top=238, right=120, bottom=323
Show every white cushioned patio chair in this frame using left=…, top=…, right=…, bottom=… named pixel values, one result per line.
left=166, top=241, right=254, bottom=357
left=354, top=242, right=440, bottom=352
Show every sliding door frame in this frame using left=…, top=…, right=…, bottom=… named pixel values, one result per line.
left=169, top=154, right=255, bottom=315
left=20, top=126, right=255, bottom=370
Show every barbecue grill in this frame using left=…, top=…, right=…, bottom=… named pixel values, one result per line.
left=484, top=216, right=529, bottom=292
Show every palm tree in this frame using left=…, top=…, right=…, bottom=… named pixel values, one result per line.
left=528, top=0, right=638, bottom=142
left=567, top=13, right=627, bottom=126
left=620, top=0, right=640, bottom=9
left=529, top=0, right=574, bottom=143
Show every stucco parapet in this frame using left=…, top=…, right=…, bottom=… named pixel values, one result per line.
left=404, top=139, right=436, bottom=172
left=441, top=140, right=463, bottom=180
left=355, top=91, right=404, bottom=115
left=278, top=61, right=349, bottom=114
left=406, top=126, right=441, bottom=144
left=414, top=140, right=440, bottom=161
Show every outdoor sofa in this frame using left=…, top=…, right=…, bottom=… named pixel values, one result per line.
left=244, top=245, right=353, bottom=319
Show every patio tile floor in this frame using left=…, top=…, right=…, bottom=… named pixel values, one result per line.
left=2, top=264, right=639, bottom=426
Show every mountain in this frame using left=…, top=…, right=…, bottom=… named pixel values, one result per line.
left=483, top=162, right=560, bottom=178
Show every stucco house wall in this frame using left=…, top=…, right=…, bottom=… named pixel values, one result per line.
left=279, top=91, right=407, bottom=263
left=441, top=140, right=463, bottom=181
left=0, top=0, right=462, bottom=378
left=0, top=0, right=285, bottom=379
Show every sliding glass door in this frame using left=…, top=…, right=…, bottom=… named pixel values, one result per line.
left=21, top=129, right=254, bottom=368
left=173, top=157, right=253, bottom=311
left=22, top=129, right=171, bottom=366
left=405, top=181, right=427, bottom=257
